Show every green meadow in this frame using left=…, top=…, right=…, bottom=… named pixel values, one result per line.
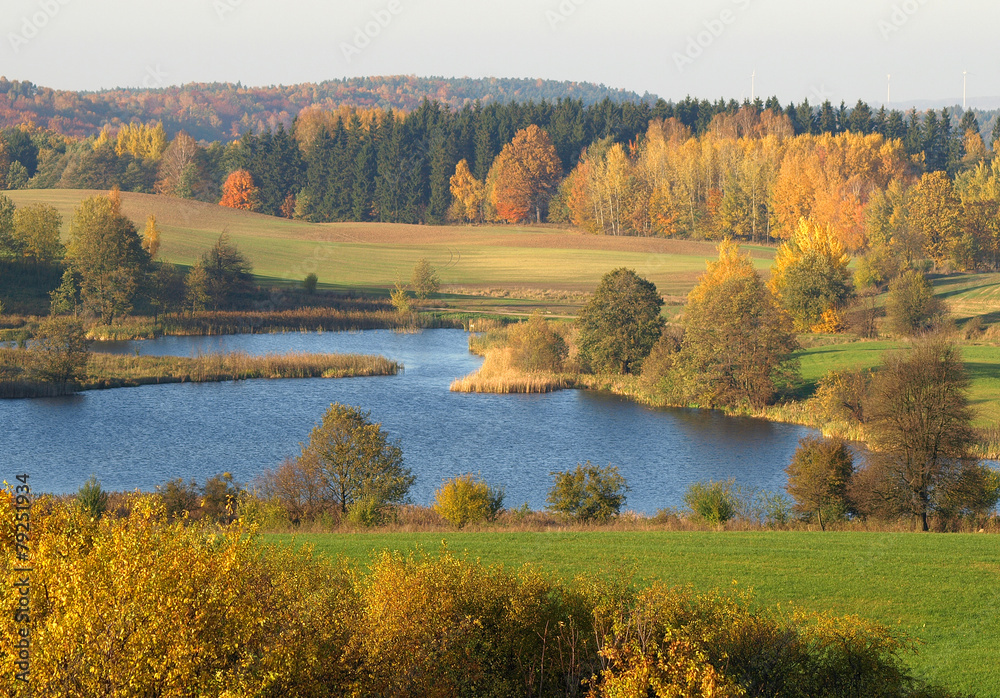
left=265, top=530, right=1000, bottom=697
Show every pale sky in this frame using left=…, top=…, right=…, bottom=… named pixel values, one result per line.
left=4, top=0, right=997, bottom=107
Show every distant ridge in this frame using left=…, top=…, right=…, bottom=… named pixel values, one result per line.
left=0, top=75, right=660, bottom=141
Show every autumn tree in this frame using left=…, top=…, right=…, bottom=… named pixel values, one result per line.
left=219, top=169, right=260, bottom=211
left=0, top=193, right=17, bottom=259
left=908, top=171, right=961, bottom=267
left=49, top=268, right=82, bottom=316
left=488, top=125, right=563, bottom=223
left=577, top=268, right=664, bottom=374
left=954, top=159, right=1000, bottom=270
left=859, top=339, right=981, bottom=531
left=147, top=262, right=186, bottom=324
left=296, top=403, right=414, bottom=516
left=155, top=131, right=205, bottom=198
left=184, top=263, right=210, bottom=314
left=115, top=122, right=167, bottom=161
left=66, top=194, right=150, bottom=324
left=12, top=203, right=63, bottom=264
left=677, top=240, right=798, bottom=408
left=768, top=218, right=853, bottom=332
left=448, top=159, right=484, bottom=223
left=785, top=436, right=854, bottom=530
left=141, top=214, right=161, bottom=258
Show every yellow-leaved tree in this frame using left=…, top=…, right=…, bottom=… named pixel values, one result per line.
left=448, top=159, right=484, bottom=223
left=768, top=218, right=853, bottom=332
left=115, top=122, right=168, bottom=160
left=677, top=239, right=798, bottom=408
left=141, top=213, right=161, bottom=258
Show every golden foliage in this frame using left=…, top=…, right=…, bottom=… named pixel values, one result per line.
left=141, top=213, right=161, bottom=258
left=768, top=218, right=852, bottom=332
left=114, top=122, right=168, bottom=160
left=0, top=495, right=957, bottom=697
left=448, top=158, right=485, bottom=223
left=433, top=474, right=502, bottom=528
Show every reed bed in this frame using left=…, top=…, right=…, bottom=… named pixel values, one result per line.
left=87, top=306, right=414, bottom=340
left=450, top=346, right=575, bottom=394
left=0, top=348, right=399, bottom=398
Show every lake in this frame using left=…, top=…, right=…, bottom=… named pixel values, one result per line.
left=0, top=329, right=817, bottom=513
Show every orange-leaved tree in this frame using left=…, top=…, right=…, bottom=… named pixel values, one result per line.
left=219, top=169, right=259, bottom=211
left=488, top=125, right=562, bottom=224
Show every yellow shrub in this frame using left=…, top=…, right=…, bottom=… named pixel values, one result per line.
left=433, top=474, right=503, bottom=528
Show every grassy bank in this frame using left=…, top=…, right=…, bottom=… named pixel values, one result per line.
left=266, top=529, right=1000, bottom=697
left=0, top=349, right=399, bottom=398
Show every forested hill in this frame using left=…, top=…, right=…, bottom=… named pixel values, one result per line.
left=0, top=76, right=656, bottom=141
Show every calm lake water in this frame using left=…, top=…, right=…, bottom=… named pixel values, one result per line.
left=0, top=329, right=818, bottom=513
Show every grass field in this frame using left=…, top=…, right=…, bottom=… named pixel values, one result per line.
left=265, top=530, right=1000, bottom=697
left=795, top=339, right=1000, bottom=427
left=5, top=189, right=773, bottom=304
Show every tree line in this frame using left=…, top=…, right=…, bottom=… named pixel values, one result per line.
left=4, top=97, right=1000, bottom=247
left=0, top=189, right=258, bottom=324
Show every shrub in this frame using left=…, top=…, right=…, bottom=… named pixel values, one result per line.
left=433, top=474, right=505, bottom=528
left=76, top=475, right=108, bottom=520
left=346, top=493, right=385, bottom=528
left=255, top=456, right=331, bottom=524
left=389, top=282, right=411, bottom=313
left=410, top=258, right=439, bottom=298
left=0, top=493, right=967, bottom=698
left=303, top=272, right=318, bottom=294
left=201, top=472, right=241, bottom=523
left=157, top=477, right=199, bottom=519
left=507, top=312, right=567, bottom=372
left=547, top=461, right=628, bottom=522
left=683, top=479, right=738, bottom=526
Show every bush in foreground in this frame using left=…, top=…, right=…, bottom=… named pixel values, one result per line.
left=0, top=491, right=966, bottom=697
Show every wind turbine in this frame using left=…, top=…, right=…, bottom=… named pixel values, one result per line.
left=887, top=74, right=891, bottom=106
left=963, top=70, right=968, bottom=109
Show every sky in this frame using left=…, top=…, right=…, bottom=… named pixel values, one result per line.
left=4, top=0, right=998, bottom=107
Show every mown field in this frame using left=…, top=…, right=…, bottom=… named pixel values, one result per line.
left=266, top=530, right=1000, bottom=697
left=5, top=189, right=773, bottom=302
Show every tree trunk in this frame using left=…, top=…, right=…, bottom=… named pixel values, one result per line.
left=818, top=507, right=824, bottom=531
left=921, top=511, right=929, bottom=532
